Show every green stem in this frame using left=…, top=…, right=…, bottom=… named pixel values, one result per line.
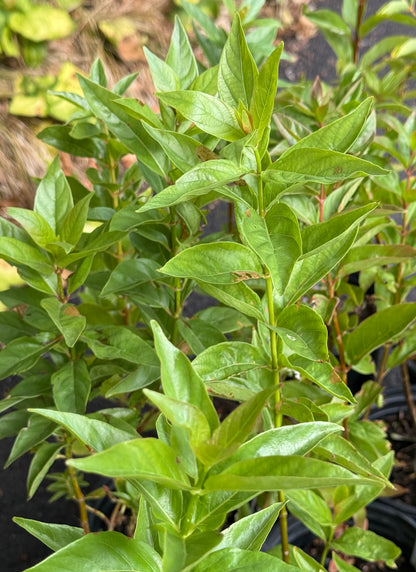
left=66, top=442, right=90, bottom=534
left=56, top=268, right=66, bottom=303
left=255, top=148, right=289, bottom=563
left=170, top=209, right=182, bottom=345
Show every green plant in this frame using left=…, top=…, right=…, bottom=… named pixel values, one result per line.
left=0, top=1, right=414, bottom=570
left=0, top=0, right=75, bottom=67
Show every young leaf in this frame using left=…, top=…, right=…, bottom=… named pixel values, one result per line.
left=158, top=91, right=245, bottom=141
left=33, top=157, right=74, bottom=235
left=332, top=553, right=360, bottom=572
left=68, top=439, right=191, bottom=489
left=60, top=193, right=94, bottom=247
left=151, top=321, right=219, bottom=432
left=250, top=44, right=283, bottom=145
left=159, top=242, right=263, bottom=285
left=23, top=532, right=162, bottom=572
left=144, top=389, right=211, bottom=449
left=29, top=409, right=134, bottom=452
left=144, top=46, right=180, bottom=92
left=196, top=387, right=275, bottom=466
left=51, top=360, right=91, bottom=414
left=7, top=208, right=57, bottom=250
left=344, top=303, right=416, bottom=364
left=218, top=14, right=258, bottom=109
left=13, top=518, right=83, bottom=552
left=166, top=16, right=198, bottom=89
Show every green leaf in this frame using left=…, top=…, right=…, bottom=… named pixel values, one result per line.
left=41, top=298, right=86, bottom=348
left=68, top=439, right=191, bottom=489
left=100, top=258, right=161, bottom=297
left=282, top=227, right=358, bottom=304
left=330, top=528, right=401, bottom=567
left=301, top=204, right=376, bottom=259
left=0, top=237, right=53, bottom=274
left=37, top=125, right=104, bottom=157
left=285, top=356, right=355, bottom=403
left=51, top=360, right=91, bottom=414
left=236, top=202, right=301, bottom=295
left=339, top=244, right=416, bottom=276
left=34, top=157, right=74, bottom=235
left=151, top=321, right=219, bottom=432
left=216, top=501, right=284, bottom=551
left=196, top=280, right=264, bottom=321
left=345, top=303, right=416, bottom=364
left=275, top=304, right=328, bottom=361
left=145, top=389, right=211, bottom=449
left=142, top=123, right=201, bottom=172
left=218, top=14, right=258, bottom=109
left=197, top=387, right=275, bottom=466
left=314, top=434, right=388, bottom=482
left=27, top=442, right=62, bottom=499
left=166, top=16, right=198, bottom=89
left=6, top=415, right=56, bottom=467
left=82, top=326, right=158, bottom=366
left=78, top=75, right=168, bottom=176
left=13, top=518, right=83, bottom=552
left=9, top=6, right=74, bottom=41
left=60, top=193, right=94, bottom=247
left=332, top=553, right=360, bottom=572
left=193, top=341, right=267, bottom=382
left=7, top=208, right=57, bottom=250
left=285, top=99, right=374, bottom=155
left=158, top=91, right=245, bottom=141
left=285, top=489, right=332, bottom=540
left=250, top=44, right=283, bottom=144
left=29, top=409, right=134, bottom=452
left=224, top=422, right=343, bottom=465
left=266, top=148, right=388, bottom=184
left=204, top=456, right=379, bottom=491
left=160, top=242, right=263, bottom=284
left=0, top=337, right=53, bottom=379
left=144, top=46, right=180, bottom=92
left=193, top=547, right=303, bottom=571
left=140, top=160, right=246, bottom=211
left=23, top=532, right=162, bottom=572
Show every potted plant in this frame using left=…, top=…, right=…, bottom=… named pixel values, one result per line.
left=0, top=0, right=414, bottom=570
